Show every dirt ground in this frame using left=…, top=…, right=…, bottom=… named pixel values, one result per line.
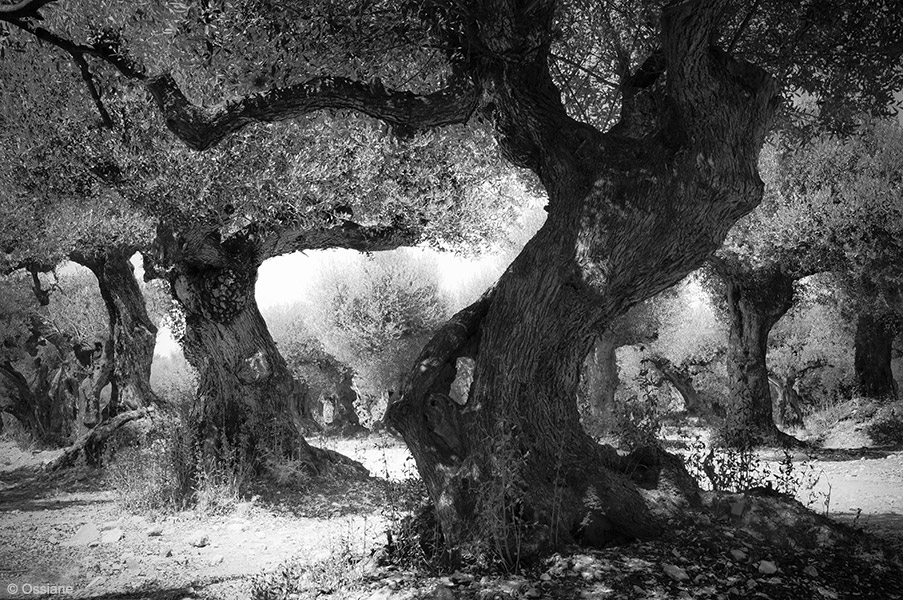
left=1, top=434, right=901, bottom=600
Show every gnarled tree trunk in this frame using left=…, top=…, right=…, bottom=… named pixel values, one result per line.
left=716, top=263, right=796, bottom=446
left=153, top=227, right=371, bottom=476
left=854, top=309, right=899, bottom=401
left=387, top=0, right=779, bottom=560
left=71, top=247, right=159, bottom=415
left=172, top=261, right=317, bottom=468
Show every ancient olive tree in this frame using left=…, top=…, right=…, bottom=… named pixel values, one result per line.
left=778, top=120, right=903, bottom=401
left=4, top=0, right=902, bottom=557
left=0, top=62, right=160, bottom=437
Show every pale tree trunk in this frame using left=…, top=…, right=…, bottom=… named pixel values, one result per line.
left=579, top=333, right=618, bottom=437
left=854, top=309, right=899, bottom=401
left=767, top=373, right=804, bottom=429
left=643, top=356, right=705, bottom=417
left=71, top=247, right=159, bottom=415
left=717, top=263, right=799, bottom=447
left=387, top=0, right=779, bottom=560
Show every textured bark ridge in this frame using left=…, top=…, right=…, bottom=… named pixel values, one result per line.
left=715, top=261, right=799, bottom=447
left=385, top=0, right=781, bottom=559
left=854, top=309, right=900, bottom=401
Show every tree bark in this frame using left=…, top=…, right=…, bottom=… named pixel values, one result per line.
left=854, top=309, right=900, bottom=401
left=70, top=247, right=159, bottom=415
left=579, top=333, right=618, bottom=437
left=386, top=0, right=779, bottom=560
left=717, top=262, right=798, bottom=447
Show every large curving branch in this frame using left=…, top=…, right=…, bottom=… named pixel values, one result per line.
left=146, top=74, right=480, bottom=151
left=3, top=1, right=477, bottom=149
left=0, top=0, right=56, bottom=20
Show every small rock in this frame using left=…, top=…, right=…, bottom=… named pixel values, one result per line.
left=757, top=560, right=778, bottom=575
left=539, top=572, right=552, bottom=581
left=432, top=584, right=454, bottom=600
left=663, top=563, right=689, bottom=581
left=64, top=523, right=100, bottom=546
left=209, top=555, right=224, bottom=565
left=730, top=549, right=747, bottom=561
left=803, top=566, right=818, bottom=577
left=124, top=556, right=141, bottom=570
left=146, top=525, right=164, bottom=537
left=524, top=586, right=541, bottom=598
left=163, top=549, right=173, bottom=558
left=187, top=532, right=209, bottom=548
left=99, top=520, right=120, bottom=531
left=450, top=571, right=473, bottom=585
left=100, top=528, right=123, bottom=544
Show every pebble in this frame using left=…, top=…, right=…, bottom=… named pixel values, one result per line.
left=187, top=532, right=209, bottom=548
left=663, top=563, right=689, bottom=581
left=758, top=560, right=778, bottom=575
left=100, top=528, right=123, bottom=544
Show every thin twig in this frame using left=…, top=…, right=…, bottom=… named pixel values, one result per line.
left=550, top=52, right=619, bottom=89
left=72, top=52, right=114, bottom=127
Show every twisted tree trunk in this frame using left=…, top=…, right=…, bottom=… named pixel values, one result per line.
left=71, top=247, right=159, bottom=415
left=767, top=372, right=804, bottom=429
left=386, top=0, right=779, bottom=559
left=716, top=263, right=798, bottom=447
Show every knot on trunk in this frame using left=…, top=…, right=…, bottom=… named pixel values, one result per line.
left=199, top=267, right=253, bottom=323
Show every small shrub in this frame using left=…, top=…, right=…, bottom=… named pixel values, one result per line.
left=104, top=427, right=192, bottom=514
left=866, top=403, right=903, bottom=445
left=684, top=436, right=830, bottom=511
left=0, top=414, right=36, bottom=452
left=613, top=388, right=664, bottom=451
left=250, top=520, right=376, bottom=600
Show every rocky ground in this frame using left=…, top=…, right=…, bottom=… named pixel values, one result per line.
left=0, top=433, right=901, bottom=600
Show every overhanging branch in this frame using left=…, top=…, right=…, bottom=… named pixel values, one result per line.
left=259, top=221, right=421, bottom=260
left=146, top=73, right=480, bottom=151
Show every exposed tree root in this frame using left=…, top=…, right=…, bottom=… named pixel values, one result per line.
left=297, top=442, right=369, bottom=479
left=43, top=408, right=150, bottom=472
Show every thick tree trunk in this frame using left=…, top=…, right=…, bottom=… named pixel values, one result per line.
left=854, top=310, right=899, bottom=401
left=579, top=333, right=618, bottom=437
left=170, top=259, right=361, bottom=475
left=387, top=1, right=779, bottom=560
left=71, top=247, right=159, bottom=415
left=718, top=264, right=797, bottom=447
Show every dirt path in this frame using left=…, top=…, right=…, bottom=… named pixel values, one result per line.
left=1, top=438, right=901, bottom=599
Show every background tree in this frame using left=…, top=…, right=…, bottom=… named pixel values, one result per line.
left=778, top=120, right=903, bottom=401
left=767, top=274, right=856, bottom=428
